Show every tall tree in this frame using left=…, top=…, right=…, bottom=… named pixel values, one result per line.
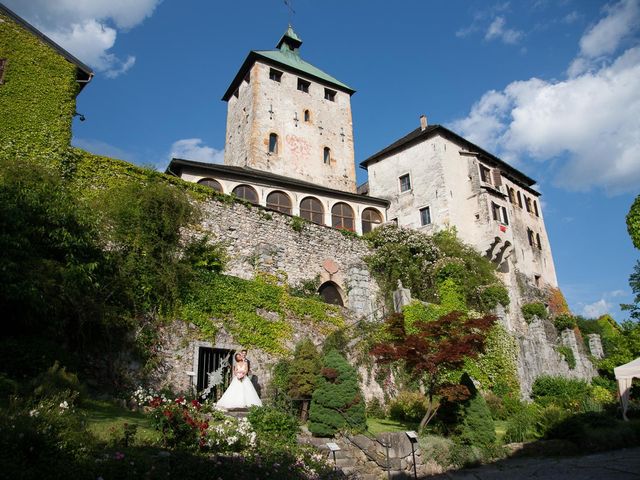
left=622, top=194, right=640, bottom=321
left=371, top=311, right=496, bottom=430
left=288, top=339, right=321, bottom=421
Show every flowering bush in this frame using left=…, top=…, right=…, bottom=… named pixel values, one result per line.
left=146, top=395, right=210, bottom=448
left=206, top=417, right=256, bottom=453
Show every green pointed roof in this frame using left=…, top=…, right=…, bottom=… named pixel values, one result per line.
left=222, top=27, right=355, bottom=101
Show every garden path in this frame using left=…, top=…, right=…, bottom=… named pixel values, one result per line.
left=426, top=447, right=640, bottom=479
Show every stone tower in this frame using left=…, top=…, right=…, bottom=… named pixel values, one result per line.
left=222, top=26, right=357, bottom=193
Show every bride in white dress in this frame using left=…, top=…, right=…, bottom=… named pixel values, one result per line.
left=216, top=353, right=262, bottom=409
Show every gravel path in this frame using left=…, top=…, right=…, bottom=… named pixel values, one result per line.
left=426, top=447, right=640, bottom=479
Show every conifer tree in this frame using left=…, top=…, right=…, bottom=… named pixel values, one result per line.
left=308, top=350, right=366, bottom=436
left=288, top=339, right=321, bottom=421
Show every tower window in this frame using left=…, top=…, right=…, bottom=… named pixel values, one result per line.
left=269, top=68, right=282, bottom=82
left=268, top=133, right=278, bottom=154
left=399, top=174, right=411, bottom=192
left=297, top=78, right=310, bottom=93
left=517, top=191, right=523, bottom=208
left=324, top=88, right=336, bottom=101
left=304, top=109, right=310, bottom=122
left=420, top=206, right=431, bottom=226
left=0, top=59, right=6, bottom=84
left=536, top=233, right=542, bottom=249
left=525, top=197, right=532, bottom=213
left=323, top=147, right=331, bottom=164
left=533, top=200, right=540, bottom=217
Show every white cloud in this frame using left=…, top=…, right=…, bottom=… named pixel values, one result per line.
left=582, top=299, right=612, bottom=318
left=451, top=0, right=640, bottom=195
left=579, top=0, right=639, bottom=59
left=170, top=139, right=224, bottom=164
left=2, top=0, right=161, bottom=78
left=485, top=16, right=523, bottom=44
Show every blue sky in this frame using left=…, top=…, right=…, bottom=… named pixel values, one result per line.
left=7, top=0, right=639, bottom=321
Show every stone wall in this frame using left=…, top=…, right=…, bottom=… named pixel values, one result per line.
left=517, top=317, right=597, bottom=396
left=198, top=198, right=382, bottom=320
left=152, top=196, right=386, bottom=397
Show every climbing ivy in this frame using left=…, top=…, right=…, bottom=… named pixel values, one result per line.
left=179, top=273, right=345, bottom=355
left=0, top=11, right=78, bottom=165
left=365, top=225, right=509, bottom=313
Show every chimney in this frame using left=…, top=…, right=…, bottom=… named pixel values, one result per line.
left=420, top=114, right=428, bottom=131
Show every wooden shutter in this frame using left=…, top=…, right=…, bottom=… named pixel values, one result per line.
left=492, top=169, right=503, bottom=187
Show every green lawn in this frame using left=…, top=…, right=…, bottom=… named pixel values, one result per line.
left=81, top=398, right=161, bottom=444
left=366, top=417, right=419, bottom=436
left=495, top=420, right=508, bottom=443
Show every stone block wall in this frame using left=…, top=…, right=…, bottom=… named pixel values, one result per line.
left=198, top=198, right=383, bottom=320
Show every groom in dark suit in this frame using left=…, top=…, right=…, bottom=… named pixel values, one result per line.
left=241, top=349, right=261, bottom=397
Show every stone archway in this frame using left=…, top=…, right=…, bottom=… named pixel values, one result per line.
left=318, top=281, right=344, bottom=306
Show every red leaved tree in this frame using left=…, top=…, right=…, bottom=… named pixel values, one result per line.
left=371, top=310, right=496, bottom=430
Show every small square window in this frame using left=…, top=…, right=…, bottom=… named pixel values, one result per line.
left=324, top=88, right=336, bottom=101
left=479, top=164, right=492, bottom=184
left=269, top=68, right=282, bottom=82
left=297, top=78, right=310, bottom=93
left=420, top=206, right=431, bottom=226
left=399, top=174, right=411, bottom=192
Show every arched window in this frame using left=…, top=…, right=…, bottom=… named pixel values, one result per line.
left=232, top=184, right=259, bottom=204
left=323, top=147, right=331, bottom=164
left=304, top=109, right=310, bottom=122
left=331, top=202, right=354, bottom=231
left=361, top=208, right=383, bottom=234
left=300, top=197, right=324, bottom=224
left=318, top=282, right=344, bottom=306
left=197, top=178, right=223, bottom=193
left=268, top=133, right=278, bottom=154
left=266, top=191, right=292, bottom=214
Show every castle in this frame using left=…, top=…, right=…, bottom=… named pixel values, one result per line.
left=1, top=4, right=599, bottom=397
left=167, top=26, right=557, bottom=295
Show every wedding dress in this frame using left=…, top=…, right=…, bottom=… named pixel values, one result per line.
left=216, top=361, right=262, bottom=409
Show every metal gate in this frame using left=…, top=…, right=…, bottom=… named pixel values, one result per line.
left=196, top=347, right=234, bottom=401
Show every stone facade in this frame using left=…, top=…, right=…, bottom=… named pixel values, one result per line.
left=224, top=30, right=357, bottom=193
left=517, top=317, right=596, bottom=395
left=364, top=122, right=558, bottom=289
left=198, top=198, right=382, bottom=319
left=170, top=159, right=388, bottom=235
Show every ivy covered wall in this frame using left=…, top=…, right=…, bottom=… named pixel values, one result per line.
left=0, top=10, right=80, bottom=163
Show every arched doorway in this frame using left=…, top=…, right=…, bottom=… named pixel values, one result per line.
left=318, top=281, right=344, bottom=306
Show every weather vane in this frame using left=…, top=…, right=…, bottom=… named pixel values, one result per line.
left=284, top=0, right=295, bottom=24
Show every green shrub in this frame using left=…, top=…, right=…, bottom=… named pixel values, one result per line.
left=521, top=302, right=548, bottom=322
left=458, top=390, right=496, bottom=448
left=388, top=391, right=429, bottom=423
left=418, top=434, right=454, bottom=468
left=287, top=339, right=321, bottom=421
left=590, top=385, right=615, bottom=405
left=247, top=405, right=299, bottom=444
left=504, top=405, right=537, bottom=443
left=531, top=375, right=590, bottom=408
left=556, top=345, right=576, bottom=369
left=0, top=373, right=18, bottom=400
left=366, top=398, right=387, bottom=418
left=478, top=284, right=510, bottom=310
left=29, top=362, right=82, bottom=403
left=308, top=350, right=366, bottom=436
left=534, top=404, right=569, bottom=438
left=554, top=314, right=578, bottom=332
